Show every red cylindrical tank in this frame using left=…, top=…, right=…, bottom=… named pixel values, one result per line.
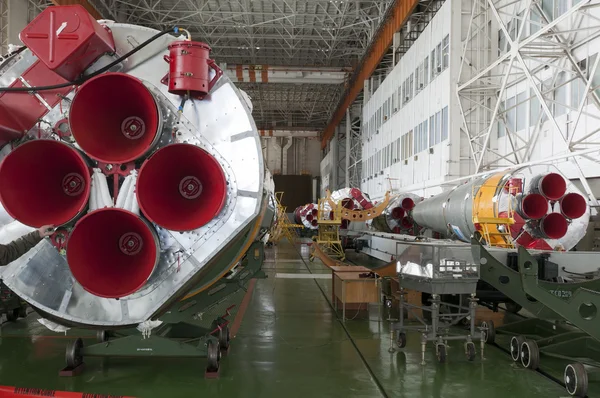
left=505, top=178, right=523, bottom=195
left=137, top=144, right=227, bottom=231
left=165, top=41, right=223, bottom=99
left=0, top=140, right=90, bottom=227
left=69, top=73, right=161, bottom=164
left=560, top=193, right=587, bottom=219
left=67, top=208, right=158, bottom=298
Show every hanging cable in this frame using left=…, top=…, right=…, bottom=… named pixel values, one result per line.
left=0, top=27, right=180, bottom=93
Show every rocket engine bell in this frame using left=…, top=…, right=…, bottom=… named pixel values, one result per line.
left=0, top=5, right=272, bottom=328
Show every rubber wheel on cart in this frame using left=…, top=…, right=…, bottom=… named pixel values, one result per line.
left=219, top=325, right=230, bottom=350
left=510, top=335, right=526, bottom=362
left=396, top=332, right=407, bottom=349
left=505, top=301, right=522, bottom=314
left=206, top=339, right=220, bottom=372
left=465, top=342, right=476, bottom=361
left=564, top=362, right=588, bottom=397
left=66, top=338, right=84, bottom=368
left=96, top=330, right=109, bottom=343
left=6, top=309, right=17, bottom=322
left=436, top=344, right=447, bottom=364
left=481, top=320, right=496, bottom=344
left=18, top=305, right=27, bottom=318
left=520, top=340, right=540, bottom=370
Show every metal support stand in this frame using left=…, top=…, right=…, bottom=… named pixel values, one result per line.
left=61, top=242, right=266, bottom=377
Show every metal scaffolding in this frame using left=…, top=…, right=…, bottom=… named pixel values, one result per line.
left=457, top=0, right=600, bottom=204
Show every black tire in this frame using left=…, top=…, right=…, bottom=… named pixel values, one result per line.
left=218, top=325, right=230, bottom=350
left=396, top=332, right=407, bottom=349
left=564, top=362, right=588, bottom=397
left=521, top=340, right=540, bottom=370
left=437, top=344, right=447, bottom=364
left=66, top=338, right=84, bottom=368
left=6, top=309, right=17, bottom=322
left=206, top=339, right=220, bottom=372
left=96, top=330, right=109, bottom=343
left=510, top=335, right=526, bottom=362
left=505, top=301, right=522, bottom=314
left=481, top=320, right=496, bottom=344
left=466, top=342, right=476, bottom=361
left=18, top=305, right=27, bottom=318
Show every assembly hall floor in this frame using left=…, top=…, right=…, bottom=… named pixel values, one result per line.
left=0, top=241, right=585, bottom=397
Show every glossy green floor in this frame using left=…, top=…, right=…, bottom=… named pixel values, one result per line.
left=0, top=241, right=570, bottom=397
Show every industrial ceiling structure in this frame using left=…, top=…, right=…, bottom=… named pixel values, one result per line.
left=7, top=0, right=398, bottom=133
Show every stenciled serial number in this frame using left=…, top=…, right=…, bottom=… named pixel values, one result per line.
left=549, top=290, right=572, bottom=298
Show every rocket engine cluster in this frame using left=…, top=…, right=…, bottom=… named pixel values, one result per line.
left=0, top=6, right=272, bottom=328
left=294, top=188, right=373, bottom=229
left=372, top=165, right=589, bottom=251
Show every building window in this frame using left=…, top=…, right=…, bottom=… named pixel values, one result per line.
left=498, top=29, right=506, bottom=55
left=436, top=43, right=442, bottom=73
left=429, top=115, right=435, bottom=146
left=431, top=49, right=436, bottom=80
left=530, top=10, right=541, bottom=34
left=516, top=92, right=528, bottom=131
left=424, top=56, right=429, bottom=86
left=530, top=90, right=540, bottom=127
left=408, top=73, right=414, bottom=101
left=422, top=120, right=428, bottom=149
left=442, top=35, right=450, bottom=70
left=555, top=72, right=568, bottom=116
left=506, top=96, right=516, bottom=132
left=435, top=111, right=442, bottom=144
left=415, top=67, right=420, bottom=94
left=498, top=105, right=506, bottom=138
left=402, top=131, right=414, bottom=160
left=441, top=106, right=449, bottom=141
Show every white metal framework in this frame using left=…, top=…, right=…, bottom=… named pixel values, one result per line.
left=457, top=0, right=600, bottom=203
left=0, top=0, right=7, bottom=54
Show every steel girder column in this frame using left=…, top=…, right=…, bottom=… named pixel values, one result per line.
left=457, top=0, right=600, bottom=207
left=321, top=0, right=420, bottom=149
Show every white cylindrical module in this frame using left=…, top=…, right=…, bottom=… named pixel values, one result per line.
left=411, top=165, right=589, bottom=251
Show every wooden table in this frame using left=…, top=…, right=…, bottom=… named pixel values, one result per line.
left=333, top=271, right=379, bottom=321
left=329, top=266, right=371, bottom=306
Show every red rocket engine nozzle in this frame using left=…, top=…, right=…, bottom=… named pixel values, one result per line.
left=67, top=208, right=158, bottom=298
left=400, top=217, right=413, bottom=229
left=518, top=194, right=548, bottom=220
left=532, top=173, right=567, bottom=201
left=391, top=207, right=405, bottom=220
left=311, top=219, right=318, bottom=227
left=560, top=193, right=587, bottom=220
left=401, top=198, right=415, bottom=210
left=537, top=213, right=568, bottom=240
left=137, top=144, right=227, bottom=231
left=0, top=140, right=90, bottom=227
left=69, top=73, right=161, bottom=164
left=341, top=198, right=354, bottom=209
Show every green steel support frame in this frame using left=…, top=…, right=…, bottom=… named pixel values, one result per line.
left=64, top=241, right=266, bottom=374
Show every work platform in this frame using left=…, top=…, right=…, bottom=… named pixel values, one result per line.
left=0, top=241, right=577, bottom=397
